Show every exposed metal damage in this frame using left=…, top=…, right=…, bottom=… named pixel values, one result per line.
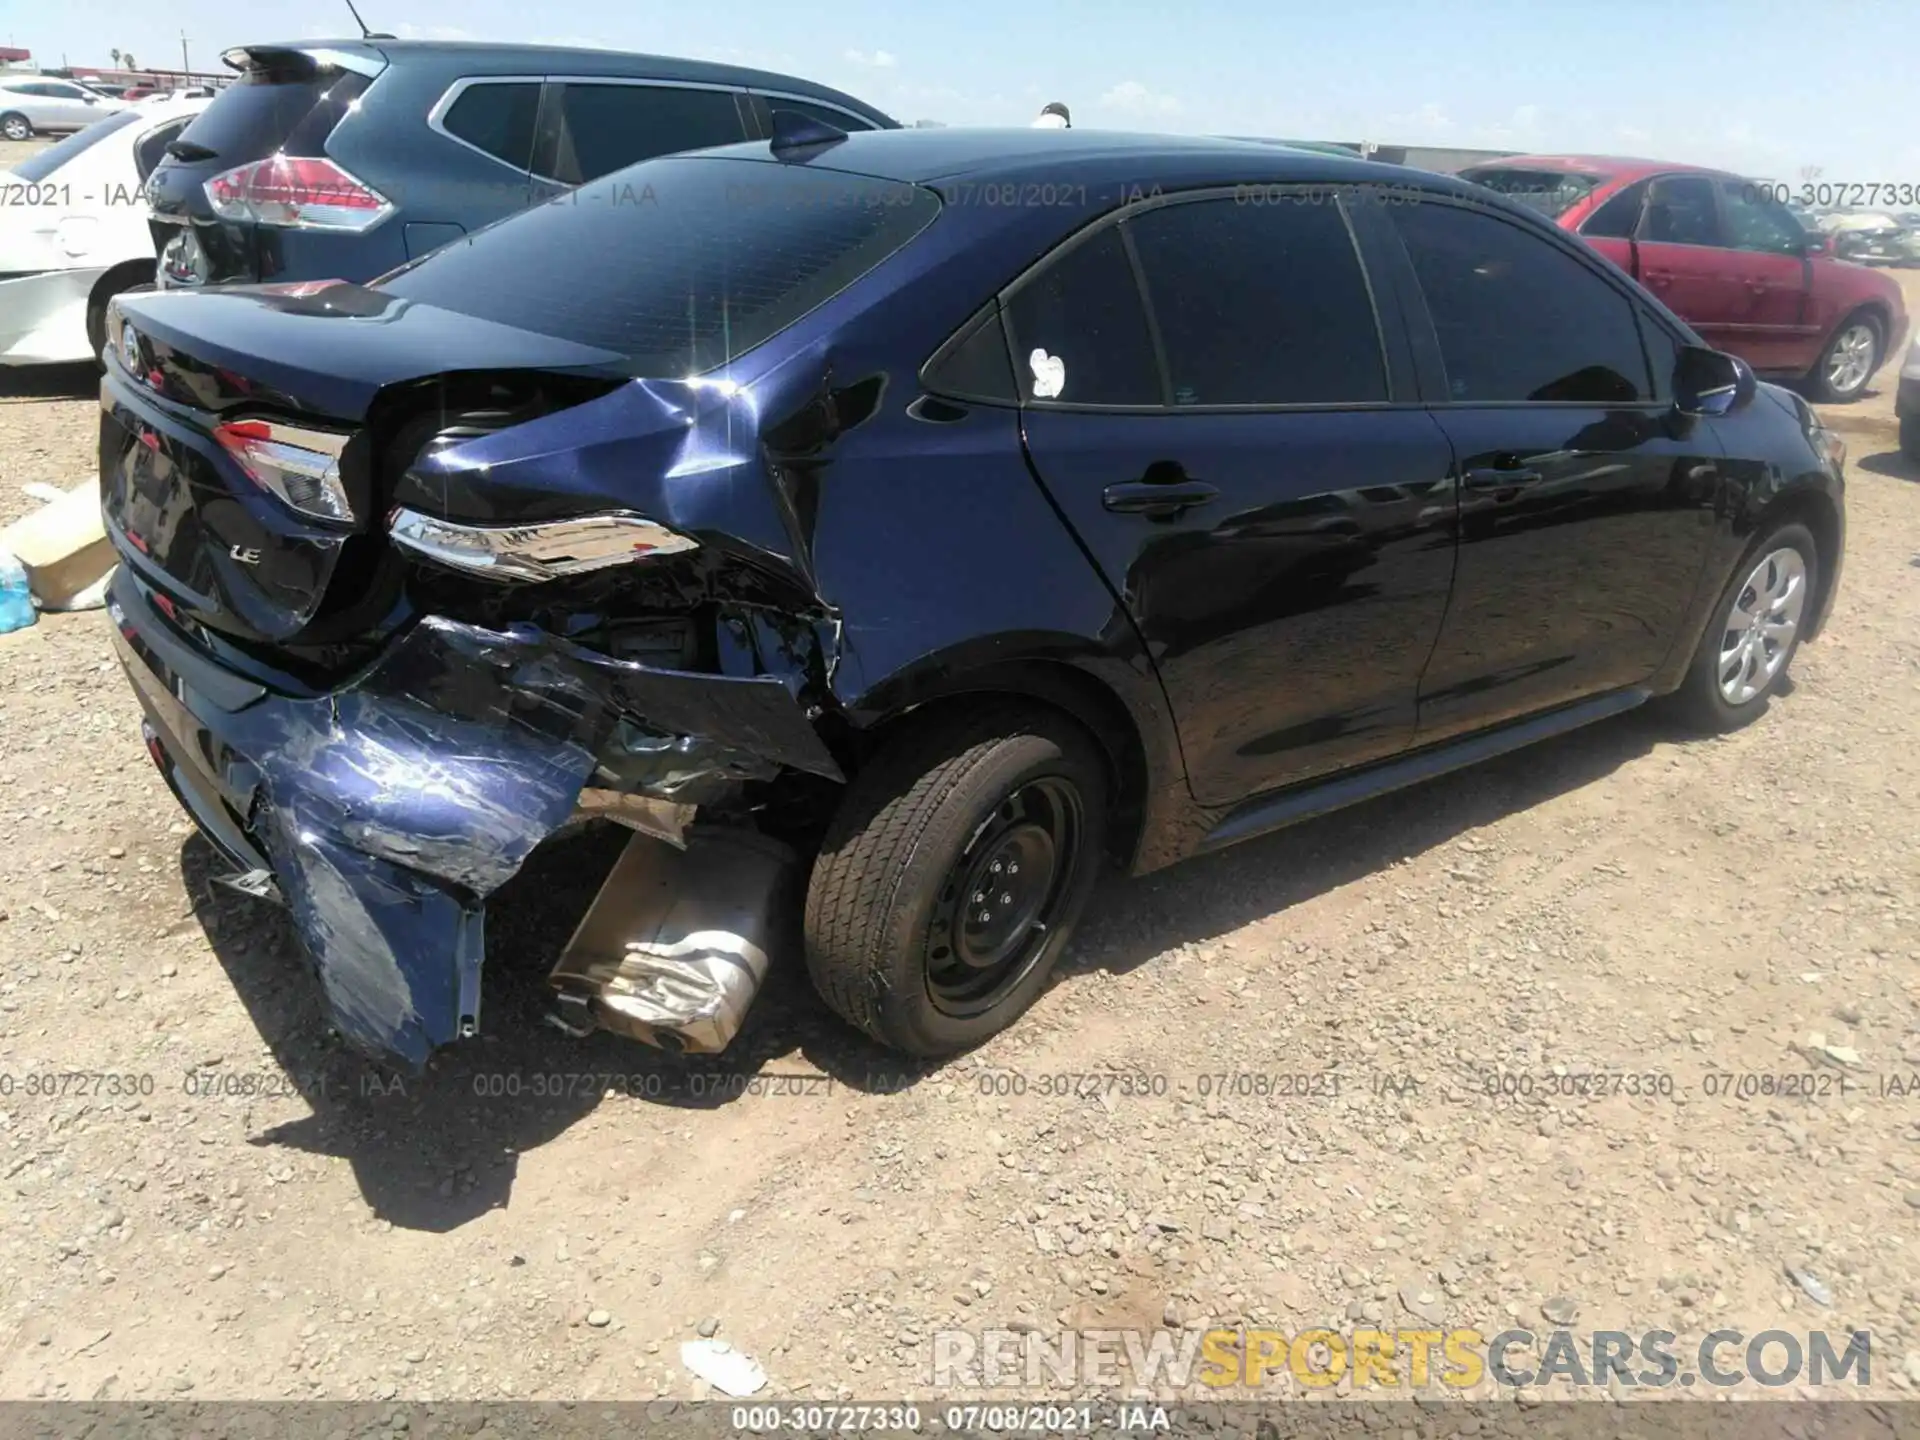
left=118, top=573, right=845, bottom=1071
left=547, top=827, right=799, bottom=1053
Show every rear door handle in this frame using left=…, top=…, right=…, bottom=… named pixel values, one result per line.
left=1102, top=479, right=1220, bottom=516
left=1463, top=466, right=1544, bottom=490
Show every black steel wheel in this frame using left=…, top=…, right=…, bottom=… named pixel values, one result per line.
left=804, top=706, right=1108, bottom=1056
left=924, top=775, right=1084, bottom=1017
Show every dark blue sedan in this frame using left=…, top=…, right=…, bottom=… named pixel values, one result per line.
left=99, top=125, right=1846, bottom=1069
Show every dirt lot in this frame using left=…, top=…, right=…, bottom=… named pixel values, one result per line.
left=1, top=156, right=1918, bottom=1406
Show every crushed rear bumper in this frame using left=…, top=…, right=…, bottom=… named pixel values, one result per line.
left=107, top=567, right=841, bottom=1070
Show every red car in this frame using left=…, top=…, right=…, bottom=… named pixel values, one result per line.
left=1460, top=155, right=1908, bottom=402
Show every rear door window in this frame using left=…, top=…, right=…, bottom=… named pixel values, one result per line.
left=1639, top=176, right=1723, bottom=247
left=1579, top=179, right=1648, bottom=239
left=544, top=82, right=748, bottom=185
left=438, top=80, right=540, bottom=171
left=1002, top=226, right=1161, bottom=406
left=1125, top=195, right=1387, bottom=406
left=378, top=155, right=941, bottom=375
left=1391, top=199, right=1654, bottom=404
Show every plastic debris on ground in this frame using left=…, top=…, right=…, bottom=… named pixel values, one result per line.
left=0, top=550, right=35, bottom=633
left=680, top=1339, right=767, bottom=1397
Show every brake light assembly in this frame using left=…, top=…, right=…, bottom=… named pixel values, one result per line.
left=213, top=419, right=355, bottom=524
left=203, top=155, right=393, bottom=233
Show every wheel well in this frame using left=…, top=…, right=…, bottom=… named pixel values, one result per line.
left=1833, top=301, right=1891, bottom=352
left=1759, top=488, right=1842, bottom=640
left=848, top=664, right=1152, bottom=870
left=88, top=260, right=159, bottom=318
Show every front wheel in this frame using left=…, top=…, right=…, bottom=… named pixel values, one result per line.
left=1807, top=313, right=1882, bottom=402
left=1669, top=522, right=1818, bottom=733
left=0, top=113, right=30, bottom=142
left=804, top=707, right=1108, bottom=1056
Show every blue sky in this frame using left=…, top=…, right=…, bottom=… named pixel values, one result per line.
left=14, top=0, right=1913, bottom=180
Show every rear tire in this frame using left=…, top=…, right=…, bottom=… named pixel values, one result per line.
left=1806, top=312, right=1882, bottom=403
left=1902, top=413, right=1920, bottom=462
left=86, top=270, right=155, bottom=368
left=1669, top=522, right=1818, bottom=733
left=0, top=113, right=30, bottom=142
left=804, top=706, right=1108, bottom=1057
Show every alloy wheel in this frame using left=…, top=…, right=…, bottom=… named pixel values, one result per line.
left=925, top=776, right=1083, bottom=1017
left=1825, top=323, right=1878, bottom=395
left=1, top=117, right=29, bottom=142
left=1718, top=547, right=1807, bottom=705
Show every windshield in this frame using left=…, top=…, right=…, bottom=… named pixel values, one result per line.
left=1459, top=167, right=1605, bottom=218
left=9, top=109, right=145, bottom=182
left=379, top=155, right=944, bottom=376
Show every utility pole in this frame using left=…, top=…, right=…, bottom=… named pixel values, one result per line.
left=180, top=31, right=190, bottom=77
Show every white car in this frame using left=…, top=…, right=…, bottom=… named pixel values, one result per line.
left=0, top=97, right=210, bottom=365
left=0, top=77, right=127, bottom=139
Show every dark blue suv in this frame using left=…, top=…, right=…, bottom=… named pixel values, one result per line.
left=144, top=39, right=896, bottom=289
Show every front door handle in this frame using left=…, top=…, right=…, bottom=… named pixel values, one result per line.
left=1102, top=479, right=1220, bottom=517
left=1463, top=466, right=1544, bottom=490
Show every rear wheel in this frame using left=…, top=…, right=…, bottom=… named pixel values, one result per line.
left=1669, top=522, right=1818, bottom=732
left=804, top=706, right=1108, bottom=1056
left=1807, top=313, right=1882, bottom=402
left=86, top=268, right=156, bottom=367
left=0, top=113, right=30, bottom=142
left=1902, top=413, right=1920, bottom=462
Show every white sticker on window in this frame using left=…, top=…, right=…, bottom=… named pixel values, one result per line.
left=1029, top=348, right=1066, bottom=400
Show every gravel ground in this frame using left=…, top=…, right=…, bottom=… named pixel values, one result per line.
left=1, top=189, right=1917, bottom=1406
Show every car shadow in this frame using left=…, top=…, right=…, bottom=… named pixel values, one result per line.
left=181, top=700, right=1681, bottom=1232
left=1052, top=701, right=1673, bottom=987
left=0, top=362, right=98, bottom=401
left=1855, top=447, right=1917, bottom=481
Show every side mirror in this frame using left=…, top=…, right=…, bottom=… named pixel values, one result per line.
left=1674, top=346, right=1756, bottom=418
left=1800, top=231, right=1833, bottom=258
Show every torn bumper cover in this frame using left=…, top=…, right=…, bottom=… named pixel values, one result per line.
left=107, top=567, right=841, bottom=1070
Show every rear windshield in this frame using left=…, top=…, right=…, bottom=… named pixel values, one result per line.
left=172, top=62, right=367, bottom=163
left=1460, top=167, right=1605, bottom=218
left=379, top=156, right=943, bottom=375
left=9, top=109, right=145, bottom=182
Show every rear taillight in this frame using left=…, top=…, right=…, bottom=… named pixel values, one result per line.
left=203, top=155, right=392, bottom=233
left=387, top=508, right=699, bottom=584
left=213, top=419, right=355, bottom=524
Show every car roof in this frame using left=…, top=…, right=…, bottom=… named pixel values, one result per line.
left=1468, top=153, right=1728, bottom=182
left=700, top=125, right=1470, bottom=191
left=245, top=38, right=893, bottom=120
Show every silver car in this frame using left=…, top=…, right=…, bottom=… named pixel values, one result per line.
left=0, top=77, right=126, bottom=140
